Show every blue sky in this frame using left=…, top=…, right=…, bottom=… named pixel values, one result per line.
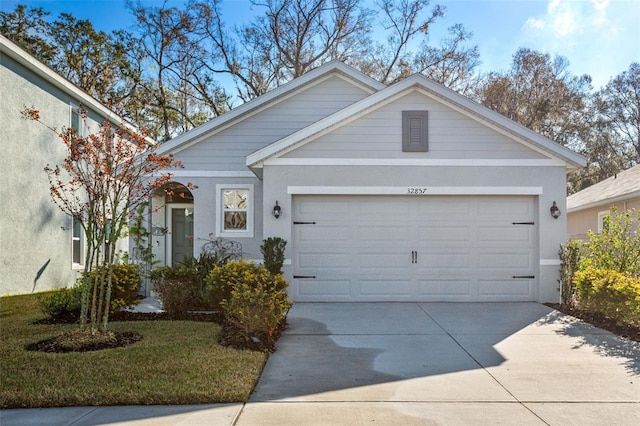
left=1, top=0, right=638, bottom=90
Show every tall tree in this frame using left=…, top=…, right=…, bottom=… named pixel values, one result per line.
left=0, top=5, right=55, bottom=63
left=594, top=62, right=640, bottom=165
left=128, top=0, right=230, bottom=140
left=476, top=48, right=591, bottom=150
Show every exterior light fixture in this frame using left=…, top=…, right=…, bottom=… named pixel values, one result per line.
left=550, top=201, right=561, bottom=219
left=272, top=201, right=282, bottom=219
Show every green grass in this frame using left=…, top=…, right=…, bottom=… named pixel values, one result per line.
left=0, top=293, right=267, bottom=408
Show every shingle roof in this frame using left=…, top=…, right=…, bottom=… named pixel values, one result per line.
left=567, top=164, right=640, bottom=212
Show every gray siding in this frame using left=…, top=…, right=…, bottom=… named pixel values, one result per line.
left=174, top=75, right=373, bottom=170
left=284, top=91, right=547, bottom=160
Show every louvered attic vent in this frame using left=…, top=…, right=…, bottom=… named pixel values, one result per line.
left=402, top=110, right=429, bottom=152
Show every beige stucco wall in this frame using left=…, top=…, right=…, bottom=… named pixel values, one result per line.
left=568, top=197, right=640, bottom=240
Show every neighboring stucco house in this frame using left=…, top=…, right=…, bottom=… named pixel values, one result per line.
left=149, top=60, right=586, bottom=303
left=567, top=164, right=640, bottom=240
left=0, top=35, right=132, bottom=296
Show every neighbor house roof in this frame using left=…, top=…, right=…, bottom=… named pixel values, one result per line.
left=0, top=34, right=146, bottom=139
left=567, top=164, right=640, bottom=213
left=246, top=72, right=587, bottom=170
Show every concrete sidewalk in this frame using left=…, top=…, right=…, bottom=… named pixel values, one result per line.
left=2, top=302, right=640, bottom=425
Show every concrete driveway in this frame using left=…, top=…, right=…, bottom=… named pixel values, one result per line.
left=3, top=302, right=639, bottom=425
left=239, top=302, right=640, bottom=425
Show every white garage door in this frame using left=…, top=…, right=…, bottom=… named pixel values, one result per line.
left=291, top=195, right=537, bottom=302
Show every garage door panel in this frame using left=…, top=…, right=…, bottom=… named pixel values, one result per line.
left=419, top=252, right=471, bottom=269
left=478, top=279, right=533, bottom=297
left=297, top=252, right=350, bottom=269
left=354, top=250, right=411, bottom=273
left=477, top=225, right=533, bottom=245
left=297, top=199, right=350, bottom=215
left=296, top=226, right=350, bottom=245
left=417, top=280, right=472, bottom=296
left=477, top=198, right=533, bottom=218
left=417, top=198, right=471, bottom=215
left=357, top=199, right=411, bottom=216
left=359, top=279, right=413, bottom=297
left=478, top=252, right=533, bottom=270
left=418, top=225, right=471, bottom=241
left=357, top=225, right=413, bottom=242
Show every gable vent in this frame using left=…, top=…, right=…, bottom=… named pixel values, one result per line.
left=402, top=110, right=429, bottom=152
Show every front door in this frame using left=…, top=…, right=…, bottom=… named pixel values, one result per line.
left=170, top=206, right=194, bottom=267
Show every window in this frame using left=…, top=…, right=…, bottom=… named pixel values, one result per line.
left=597, top=210, right=610, bottom=233
left=402, top=110, right=429, bottom=152
left=216, top=185, right=254, bottom=237
left=72, top=216, right=84, bottom=267
left=70, top=104, right=87, bottom=136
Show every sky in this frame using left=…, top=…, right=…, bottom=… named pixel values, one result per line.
left=1, top=0, right=638, bottom=90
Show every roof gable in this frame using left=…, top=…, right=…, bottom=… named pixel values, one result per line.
left=155, top=61, right=385, bottom=156
left=567, top=164, right=640, bottom=212
left=247, top=73, right=587, bottom=170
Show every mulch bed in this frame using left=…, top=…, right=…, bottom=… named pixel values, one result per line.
left=545, top=303, right=640, bottom=343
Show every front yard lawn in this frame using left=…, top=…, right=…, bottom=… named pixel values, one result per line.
left=0, top=293, right=267, bottom=408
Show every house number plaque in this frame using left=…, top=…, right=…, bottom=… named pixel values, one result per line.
left=407, top=187, right=428, bottom=195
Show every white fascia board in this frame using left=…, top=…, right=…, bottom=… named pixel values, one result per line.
left=264, top=158, right=566, bottom=167
left=168, top=170, right=256, bottom=178
left=411, top=82, right=587, bottom=168
left=156, top=61, right=385, bottom=156
left=248, top=73, right=586, bottom=169
left=567, top=190, right=640, bottom=213
left=287, top=186, right=544, bottom=195
left=0, top=35, right=144, bottom=137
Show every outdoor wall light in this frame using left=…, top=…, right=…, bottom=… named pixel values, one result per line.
left=550, top=201, right=561, bottom=219
left=272, top=201, right=282, bottom=219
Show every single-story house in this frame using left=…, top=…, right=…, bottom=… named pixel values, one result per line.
left=0, top=35, right=134, bottom=296
left=567, top=164, right=640, bottom=240
left=147, top=60, right=586, bottom=303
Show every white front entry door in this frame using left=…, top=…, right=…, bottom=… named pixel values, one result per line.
left=291, top=195, right=537, bottom=302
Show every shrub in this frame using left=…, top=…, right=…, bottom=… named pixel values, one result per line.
left=86, top=263, right=142, bottom=313
left=260, top=237, right=287, bottom=275
left=150, top=266, right=202, bottom=314
left=39, top=264, right=142, bottom=317
left=558, top=240, right=584, bottom=306
left=574, top=267, right=640, bottom=327
left=583, top=207, right=640, bottom=277
left=39, top=284, right=84, bottom=317
left=220, top=263, right=292, bottom=345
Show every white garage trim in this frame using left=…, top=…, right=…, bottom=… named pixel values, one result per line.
left=288, top=186, right=543, bottom=196
left=266, top=158, right=565, bottom=167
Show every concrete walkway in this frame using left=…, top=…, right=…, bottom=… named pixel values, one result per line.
left=2, top=302, right=639, bottom=425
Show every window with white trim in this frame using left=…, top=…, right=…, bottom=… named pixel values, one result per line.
left=216, top=184, right=254, bottom=237
left=72, top=216, right=84, bottom=268
left=597, top=210, right=610, bottom=233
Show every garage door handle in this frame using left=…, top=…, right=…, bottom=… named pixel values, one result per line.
left=512, top=275, right=535, bottom=279
left=294, top=275, right=316, bottom=279
left=512, top=222, right=535, bottom=225
left=411, top=250, right=417, bottom=264
left=293, top=221, right=316, bottom=225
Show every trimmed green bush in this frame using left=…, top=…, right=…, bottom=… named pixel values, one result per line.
left=39, top=264, right=141, bottom=317
left=86, top=263, right=142, bottom=313
left=39, top=284, right=84, bottom=316
left=219, top=262, right=292, bottom=344
left=260, top=237, right=287, bottom=275
left=574, top=267, right=640, bottom=327
left=150, top=266, right=207, bottom=314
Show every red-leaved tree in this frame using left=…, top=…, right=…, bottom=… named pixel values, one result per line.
left=22, top=106, right=186, bottom=334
